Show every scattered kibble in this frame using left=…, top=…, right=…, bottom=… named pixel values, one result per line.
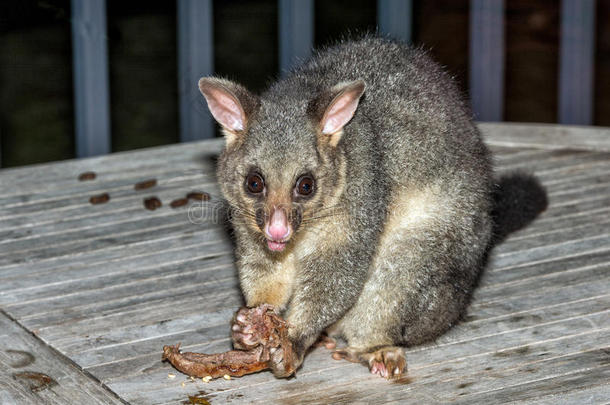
left=187, top=191, right=210, bottom=201
left=167, top=373, right=176, bottom=379
left=223, top=374, right=231, bottom=380
left=78, top=171, right=96, bottom=181
left=134, top=179, right=157, bottom=190
left=89, top=193, right=110, bottom=205
left=170, top=198, right=189, bottom=208
left=181, top=381, right=186, bottom=388
left=144, top=197, right=162, bottom=210
left=202, top=376, right=212, bottom=383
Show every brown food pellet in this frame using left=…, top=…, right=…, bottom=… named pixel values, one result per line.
left=78, top=171, right=96, bottom=181
left=135, top=179, right=157, bottom=190
left=170, top=198, right=189, bottom=208
left=89, top=193, right=110, bottom=204
left=187, top=191, right=210, bottom=201
left=144, top=197, right=162, bottom=210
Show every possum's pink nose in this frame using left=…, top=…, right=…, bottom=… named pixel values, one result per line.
left=265, top=208, right=291, bottom=241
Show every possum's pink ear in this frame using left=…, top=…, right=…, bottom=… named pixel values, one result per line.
left=319, top=80, right=365, bottom=144
left=198, top=78, right=258, bottom=146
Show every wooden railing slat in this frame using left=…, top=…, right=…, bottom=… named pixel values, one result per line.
left=71, top=0, right=111, bottom=157
left=558, top=0, right=596, bottom=125
left=278, top=0, right=314, bottom=74
left=177, top=0, right=214, bottom=141
left=469, top=0, right=505, bottom=122
left=377, top=0, right=413, bottom=44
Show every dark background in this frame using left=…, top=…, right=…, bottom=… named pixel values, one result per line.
left=1, top=0, right=609, bottom=167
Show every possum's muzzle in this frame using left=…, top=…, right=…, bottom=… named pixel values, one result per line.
left=263, top=206, right=292, bottom=252
left=254, top=204, right=304, bottom=252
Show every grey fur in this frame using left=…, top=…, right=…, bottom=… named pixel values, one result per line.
left=204, top=36, right=494, bottom=377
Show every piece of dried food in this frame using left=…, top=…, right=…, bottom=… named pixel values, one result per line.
left=135, top=179, right=157, bottom=190
left=78, top=171, right=96, bottom=181
left=144, top=197, right=162, bottom=210
left=170, top=198, right=189, bottom=208
left=163, top=345, right=269, bottom=379
left=89, top=193, right=110, bottom=204
left=187, top=191, right=210, bottom=201
left=162, top=304, right=290, bottom=379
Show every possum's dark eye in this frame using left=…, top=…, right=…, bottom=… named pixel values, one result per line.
left=246, top=173, right=265, bottom=194
left=296, top=176, right=315, bottom=196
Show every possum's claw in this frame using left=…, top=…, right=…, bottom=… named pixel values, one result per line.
left=332, top=346, right=407, bottom=379
left=360, top=346, right=407, bottom=379
left=269, top=337, right=299, bottom=378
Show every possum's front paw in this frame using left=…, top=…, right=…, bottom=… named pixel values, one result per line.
left=269, top=339, right=301, bottom=378
left=231, top=305, right=277, bottom=350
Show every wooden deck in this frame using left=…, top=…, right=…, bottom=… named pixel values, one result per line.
left=0, top=122, right=608, bottom=404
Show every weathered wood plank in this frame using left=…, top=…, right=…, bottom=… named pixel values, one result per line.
left=541, top=164, right=609, bottom=187
left=490, top=233, right=609, bottom=269
left=494, top=218, right=610, bottom=255
left=1, top=251, right=233, bottom=307
left=493, top=148, right=562, bottom=165
left=526, top=383, right=610, bottom=405
left=481, top=248, right=610, bottom=286
left=22, top=275, right=238, bottom=334
left=0, top=207, right=220, bottom=256
left=546, top=174, right=609, bottom=196
left=530, top=199, right=610, bottom=227
left=0, top=224, right=221, bottom=268
left=0, top=139, right=224, bottom=196
left=453, top=355, right=609, bottom=404
left=0, top=312, right=124, bottom=404
left=471, top=282, right=609, bottom=325
left=5, top=260, right=236, bottom=320
left=505, top=209, right=610, bottom=242
left=475, top=262, right=609, bottom=304
left=41, top=288, right=238, bottom=347
left=0, top=240, right=230, bottom=295
left=479, top=122, right=610, bottom=152
left=497, top=150, right=608, bottom=173
left=0, top=231, right=228, bottom=286
left=0, top=166, right=213, bottom=210
left=0, top=174, right=220, bottom=223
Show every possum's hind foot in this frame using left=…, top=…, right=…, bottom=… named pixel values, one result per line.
left=332, top=346, right=407, bottom=379
left=363, top=347, right=407, bottom=379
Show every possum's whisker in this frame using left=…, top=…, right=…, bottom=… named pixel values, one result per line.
left=301, top=212, right=347, bottom=223
left=229, top=203, right=258, bottom=219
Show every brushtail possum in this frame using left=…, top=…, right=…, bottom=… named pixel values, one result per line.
left=199, top=36, right=495, bottom=379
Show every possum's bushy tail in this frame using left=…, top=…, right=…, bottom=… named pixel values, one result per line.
left=490, top=172, right=549, bottom=244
